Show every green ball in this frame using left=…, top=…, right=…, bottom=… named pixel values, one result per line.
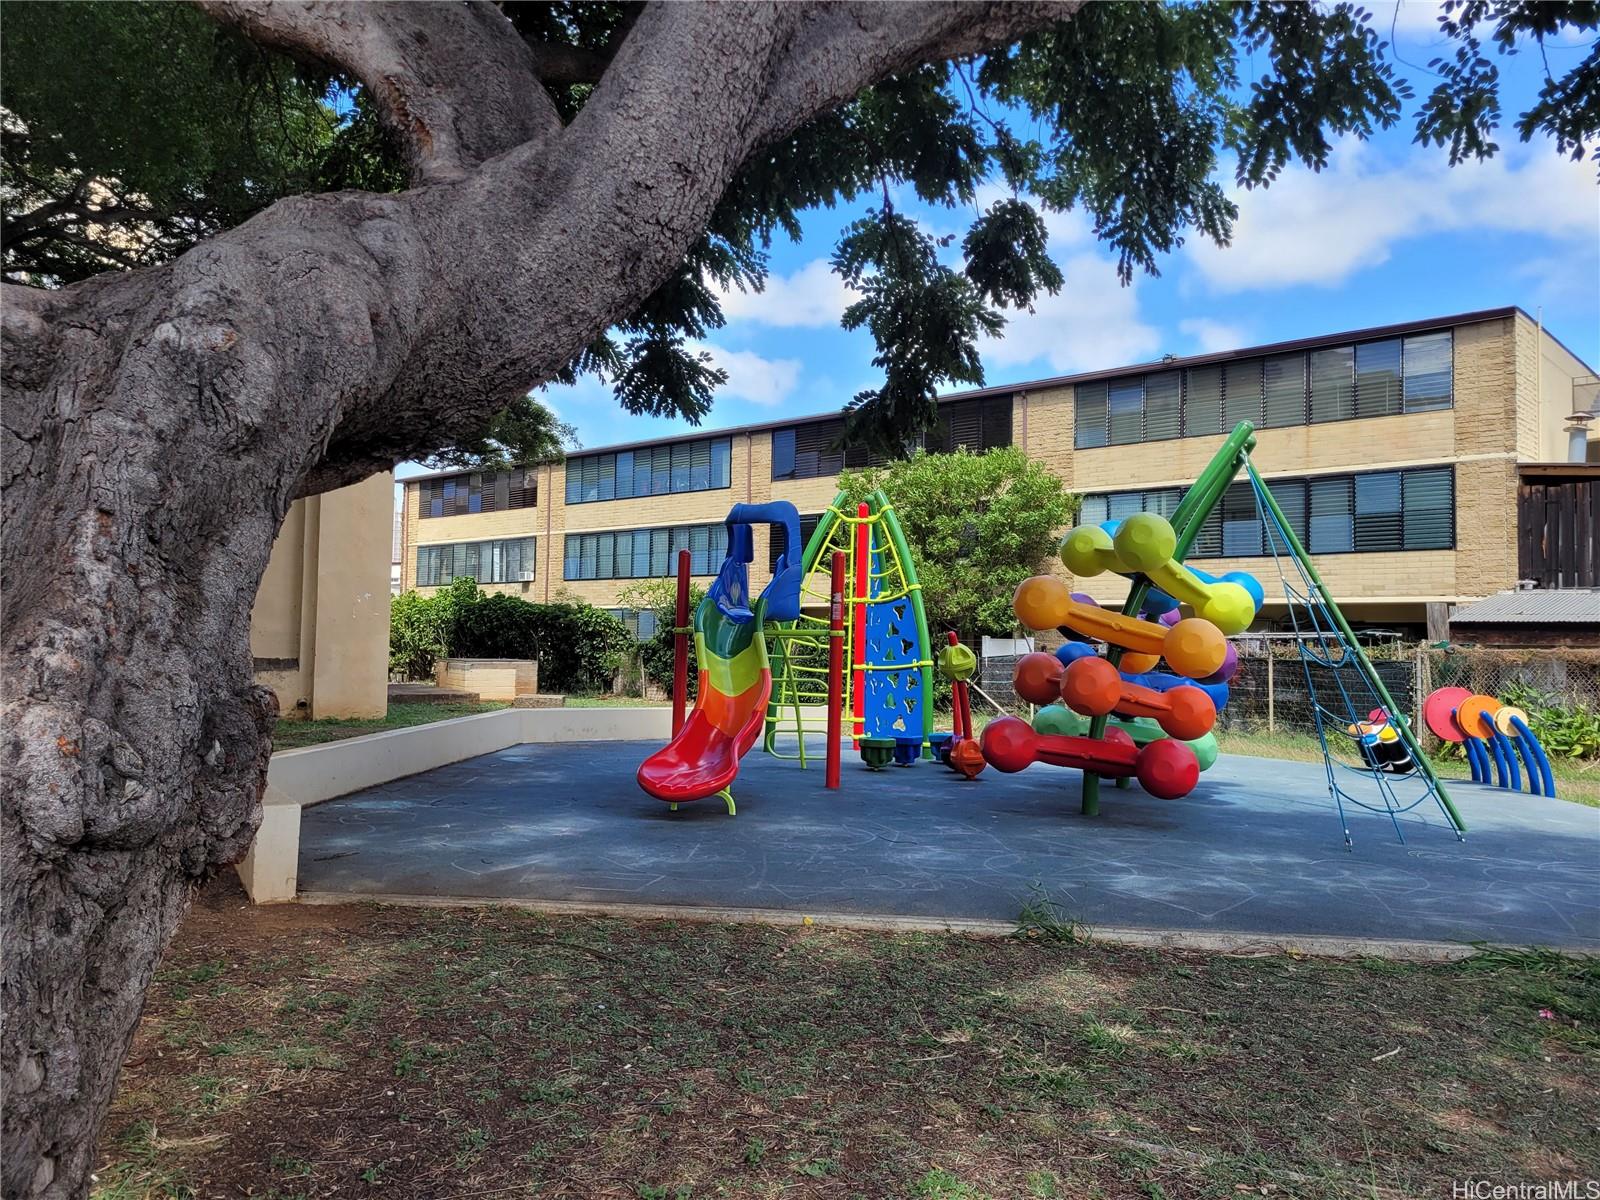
left=1058, top=524, right=1112, bottom=576
left=1185, top=731, right=1219, bottom=771
left=1198, top=581, right=1256, bottom=636
left=937, top=641, right=978, bottom=682
left=1113, top=512, right=1177, bottom=573
left=1033, top=704, right=1087, bottom=737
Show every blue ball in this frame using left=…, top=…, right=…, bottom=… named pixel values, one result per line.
left=1055, top=641, right=1098, bottom=667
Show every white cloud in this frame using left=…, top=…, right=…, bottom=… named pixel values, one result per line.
left=980, top=252, right=1161, bottom=374
left=1179, top=318, right=1249, bottom=354
left=1383, top=0, right=1449, bottom=38
left=1187, top=138, right=1597, bottom=292
left=695, top=343, right=802, bottom=408
left=716, top=259, right=860, bottom=328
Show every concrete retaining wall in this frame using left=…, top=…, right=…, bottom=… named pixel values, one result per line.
left=239, top=706, right=674, bottom=903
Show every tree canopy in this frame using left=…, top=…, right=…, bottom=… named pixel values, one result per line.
left=840, top=447, right=1076, bottom=642
left=5, top=1, right=1596, bottom=454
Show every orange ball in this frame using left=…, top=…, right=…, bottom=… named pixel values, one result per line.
left=1013, top=652, right=1065, bottom=706
left=1162, top=685, right=1216, bottom=741
left=1120, top=651, right=1161, bottom=674
left=1455, top=694, right=1502, bottom=740
left=1060, top=656, right=1121, bottom=717
left=1012, top=575, right=1072, bottom=631
left=1162, top=617, right=1226, bottom=679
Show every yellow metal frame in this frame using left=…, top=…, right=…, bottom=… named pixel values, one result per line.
left=764, top=496, right=932, bottom=762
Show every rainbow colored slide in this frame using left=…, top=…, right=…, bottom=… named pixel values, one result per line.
left=637, top=503, right=803, bottom=813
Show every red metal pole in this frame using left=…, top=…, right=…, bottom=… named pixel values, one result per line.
left=851, top=502, right=870, bottom=748
left=671, top=547, right=691, bottom=736
left=946, top=631, right=967, bottom=739
left=826, top=550, right=846, bottom=789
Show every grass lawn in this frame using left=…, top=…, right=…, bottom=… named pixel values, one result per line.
left=1216, top=728, right=1600, bottom=808
left=96, top=879, right=1598, bottom=1199
left=270, top=702, right=509, bottom=751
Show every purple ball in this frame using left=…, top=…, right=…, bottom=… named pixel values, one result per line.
left=1159, top=608, right=1182, bottom=628
left=1071, top=592, right=1098, bottom=607
left=1201, top=641, right=1240, bottom=684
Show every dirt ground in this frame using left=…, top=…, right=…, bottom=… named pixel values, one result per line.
left=94, top=875, right=1599, bottom=1199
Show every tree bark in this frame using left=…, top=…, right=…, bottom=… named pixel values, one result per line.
left=0, top=4, right=1073, bottom=1195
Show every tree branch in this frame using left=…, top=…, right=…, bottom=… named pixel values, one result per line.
left=522, top=2, right=644, bottom=87
left=196, top=0, right=562, bottom=183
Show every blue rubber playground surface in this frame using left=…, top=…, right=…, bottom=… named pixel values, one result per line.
left=298, top=739, right=1600, bottom=950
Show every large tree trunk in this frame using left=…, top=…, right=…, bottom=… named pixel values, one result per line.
left=0, top=5, right=1069, bottom=1195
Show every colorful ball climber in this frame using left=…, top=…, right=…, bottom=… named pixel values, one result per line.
left=986, top=508, right=1260, bottom=806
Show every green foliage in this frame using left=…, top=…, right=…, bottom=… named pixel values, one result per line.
left=388, top=581, right=631, bottom=694
left=0, top=2, right=403, bottom=285
left=389, top=590, right=450, bottom=680
left=1501, top=681, right=1600, bottom=760
left=617, top=578, right=706, bottom=700
left=8, top=1, right=1596, bottom=446
left=838, top=447, right=1075, bottom=641
left=415, top=395, right=577, bottom=473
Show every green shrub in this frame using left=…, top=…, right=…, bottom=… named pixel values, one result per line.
left=389, top=590, right=448, bottom=680
left=388, top=582, right=632, bottom=694
left=522, top=602, right=633, bottom=694
left=1502, top=682, right=1600, bottom=760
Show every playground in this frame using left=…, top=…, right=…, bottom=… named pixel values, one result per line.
left=297, top=736, right=1598, bottom=949
left=284, top=419, right=1600, bottom=951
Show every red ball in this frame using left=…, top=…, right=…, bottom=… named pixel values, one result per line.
left=1136, top=739, right=1200, bottom=799
left=1061, top=656, right=1120, bottom=716
left=1013, top=652, right=1065, bottom=706
left=979, top=716, right=1037, bottom=773
left=1102, top=725, right=1135, bottom=749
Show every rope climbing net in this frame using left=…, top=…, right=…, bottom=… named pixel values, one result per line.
left=1243, top=455, right=1466, bottom=846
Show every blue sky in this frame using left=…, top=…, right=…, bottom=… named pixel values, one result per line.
left=411, top=2, right=1599, bottom=470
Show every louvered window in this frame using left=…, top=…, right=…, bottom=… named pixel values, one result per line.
left=769, top=514, right=824, bottom=571
left=1401, top=468, right=1454, bottom=549
left=563, top=523, right=729, bottom=580
left=1184, top=366, right=1224, bottom=437
left=416, top=537, right=536, bottom=586
left=1220, top=481, right=1262, bottom=557
left=1108, top=379, right=1144, bottom=446
left=1309, top=346, right=1355, bottom=423
left=1083, top=466, right=1453, bottom=561
left=1309, top=476, right=1354, bottom=553
left=1261, top=354, right=1306, bottom=428
left=420, top=469, right=537, bottom=519
left=1355, top=339, right=1403, bottom=417
left=565, top=437, right=732, bottom=502
left=1402, top=332, right=1453, bottom=411
left=1354, top=472, right=1402, bottom=552
left=1143, top=372, right=1181, bottom=441
left=1075, top=382, right=1109, bottom=448
left=1223, top=360, right=1262, bottom=429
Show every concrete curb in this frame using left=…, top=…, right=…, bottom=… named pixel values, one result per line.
left=293, top=890, right=1532, bottom=961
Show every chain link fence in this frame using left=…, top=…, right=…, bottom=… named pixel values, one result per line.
left=976, top=641, right=1600, bottom=758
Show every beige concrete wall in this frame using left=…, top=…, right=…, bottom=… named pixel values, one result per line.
left=397, top=313, right=1562, bottom=622
left=251, top=472, right=393, bottom=720
left=1514, top=311, right=1598, bottom=462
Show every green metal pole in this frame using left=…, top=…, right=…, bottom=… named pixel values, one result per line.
left=1081, top=423, right=1258, bottom=815
left=1242, top=457, right=1466, bottom=834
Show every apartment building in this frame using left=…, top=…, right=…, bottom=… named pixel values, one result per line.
left=397, top=306, right=1596, bottom=639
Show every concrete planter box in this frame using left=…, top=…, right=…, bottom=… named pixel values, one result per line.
left=435, top=656, right=538, bottom=700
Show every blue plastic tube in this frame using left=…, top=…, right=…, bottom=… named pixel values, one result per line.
left=1489, top=727, right=1521, bottom=792
left=1510, top=716, right=1557, bottom=799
